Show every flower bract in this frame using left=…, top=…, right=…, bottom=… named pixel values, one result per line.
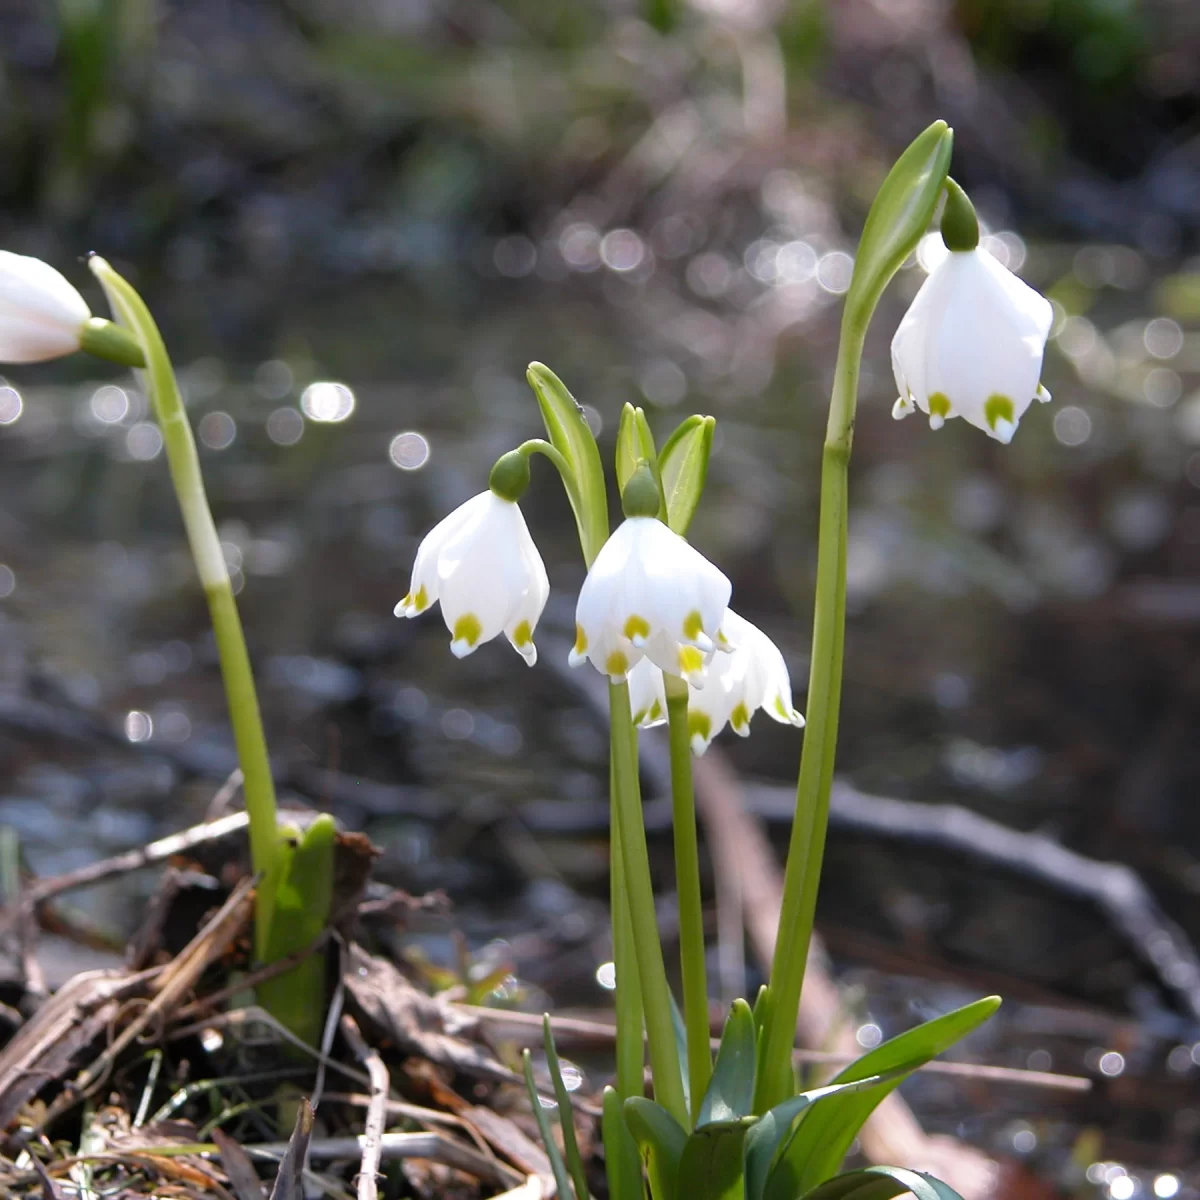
left=396, top=491, right=548, bottom=664
left=0, top=252, right=91, bottom=364
left=569, top=516, right=731, bottom=685
left=891, top=246, right=1053, bottom=443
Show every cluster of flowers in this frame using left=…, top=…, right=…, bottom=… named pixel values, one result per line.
left=0, top=223, right=1052, bottom=754
left=394, top=236, right=1053, bottom=754
left=397, top=485, right=805, bottom=755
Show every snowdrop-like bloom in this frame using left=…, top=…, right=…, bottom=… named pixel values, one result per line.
left=0, top=251, right=92, bottom=363
left=891, top=246, right=1053, bottom=444
left=570, top=515, right=732, bottom=686
left=631, top=610, right=804, bottom=754
left=396, top=490, right=548, bottom=665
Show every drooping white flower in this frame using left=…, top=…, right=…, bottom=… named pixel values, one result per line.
left=570, top=516, right=731, bottom=685
left=630, top=610, right=805, bottom=754
left=0, top=252, right=91, bottom=364
left=396, top=490, right=548, bottom=664
left=891, top=246, right=1053, bottom=444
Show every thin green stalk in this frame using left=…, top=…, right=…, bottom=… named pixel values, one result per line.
left=88, top=258, right=279, bottom=954
left=609, top=681, right=689, bottom=1129
left=754, top=315, right=864, bottom=1115
left=607, top=770, right=645, bottom=1200
left=611, top=785, right=644, bottom=1104
left=663, top=674, right=711, bottom=1120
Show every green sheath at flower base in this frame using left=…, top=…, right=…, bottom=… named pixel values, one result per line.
left=77, top=317, right=146, bottom=367
left=844, top=120, right=954, bottom=326
left=940, top=178, right=979, bottom=252
left=488, top=449, right=532, bottom=502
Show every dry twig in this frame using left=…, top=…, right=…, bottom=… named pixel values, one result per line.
left=338, top=1014, right=388, bottom=1200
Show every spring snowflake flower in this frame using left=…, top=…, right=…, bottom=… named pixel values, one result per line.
left=570, top=516, right=731, bottom=686
left=0, top=251, right=92, bottom=363
left=891, top=245, right=1053, bottom=444
left=629, top=610, right=804, bottom=754
left=396, top=490, right=548, bottom=665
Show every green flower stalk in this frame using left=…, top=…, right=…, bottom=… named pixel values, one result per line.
left=754, top=121, right=956, bottom=1114
left=664, top=670, right=712, bottom=1120
left=88, top=259, right=280, bottom=923
left=88, top=257, right=333, bottom=1043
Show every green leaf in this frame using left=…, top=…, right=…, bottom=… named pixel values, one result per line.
left=544, top=1017, right=590, bottom=1200
left=624, top=1097, right=687, bottom=1200
left=742, top=1074, right=906, bottom=1200
left=657, top=414, right=714, bottom=536
left=604, top=1087, right=643, bottom=1200
left=522, top=1048, right=578, bottom=1200
left=698, top=999, right=757, bottom=1127
left=751, top=986, right=771, bottom=1037
left=751, top=985, right=773, bottom=1097
left=616, top=404, right=658, bottom=491
left=256, top=816, right=336, bottom=1047
left=527, top=363, right=610, bottom=566
left=669, top=987, right=692, bottom=1117
left=845, top=120, right=953, bottom=325
left=677, top=1116, right=756, bottom=1200
left=799, top=1166, right=965, bottom=1200
left=764, top=997, right=999, bottom=1200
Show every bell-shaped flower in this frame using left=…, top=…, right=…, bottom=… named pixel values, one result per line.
left=396, top=489, right=548, bottom=665
left=629, top=610, right=804, bottom=754
left=890, top=245, right=1053, bottom=444
left=686, top=609, right=804, bottom=753
left=0, top=251, right=92, bottom=364
left=569, top=515, right=732, bottom=686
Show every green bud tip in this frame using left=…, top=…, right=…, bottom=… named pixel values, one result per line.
left=940, top=177, right=979, bottom=253
left=621, top=461, right=661, bottom=519
left=489, top=449, right=531, bottom=502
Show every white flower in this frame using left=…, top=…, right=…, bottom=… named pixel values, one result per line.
left=569, top=516, right=731, bottom=685
left=0, top=252, right=91, bottom=364
left=891, top=246, right=1053, bottom=444
left=396, top=491, right=548, bottom=664
left=629, top=610, right=805, bottom=754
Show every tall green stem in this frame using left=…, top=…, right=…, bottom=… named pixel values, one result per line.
left=609, top=682, right=689, bottom=1129
left=610, top=796, right=644, bottom=1103
left=663, top=675, right=711, bottom=1119
left=88, top=258, right=279, bottom=955
left=607, top=766, right=646, bottom=1200
left=754, top=315, right=865, bottom=1114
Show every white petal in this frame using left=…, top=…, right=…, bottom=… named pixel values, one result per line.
left=686, top=667, right=740, bottom=754
left=622, top=519, right=731, bottom=651
left=398, top=492, right=490, bottom=618
left=628, top=659, right=667, bottom=728
left=0, top=252, right=90, bottom=363
left=503, top=520, right=550, bottom=666
left=573, top=520, right=644, bottom=680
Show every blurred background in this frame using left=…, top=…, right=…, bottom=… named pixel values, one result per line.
left=3, top=0, right=1200, bottom=1194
